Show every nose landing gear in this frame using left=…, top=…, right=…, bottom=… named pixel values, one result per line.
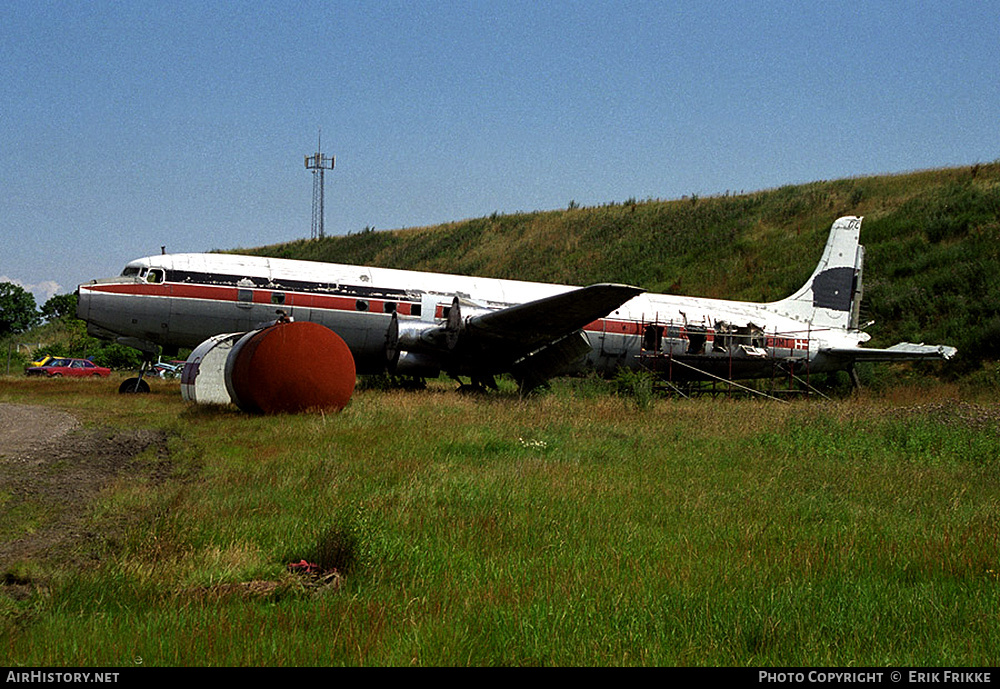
left=118, top=357, right=154, bottom=394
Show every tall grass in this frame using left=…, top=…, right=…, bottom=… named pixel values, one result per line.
left=2, top=378, right=999, bottom=665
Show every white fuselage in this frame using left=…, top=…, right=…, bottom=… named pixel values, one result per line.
left=77, top=250, right=864, bottom=381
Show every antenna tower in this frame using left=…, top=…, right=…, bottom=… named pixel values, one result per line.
left=304, top=131, right=335, bottom=239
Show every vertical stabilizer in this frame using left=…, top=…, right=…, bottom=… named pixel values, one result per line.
left=769, top=216, right=865, bottom=330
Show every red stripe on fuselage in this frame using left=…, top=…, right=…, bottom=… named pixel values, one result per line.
left=83, top=281, right=809, bottom=349
left=84, top=282, right=415, bottom=316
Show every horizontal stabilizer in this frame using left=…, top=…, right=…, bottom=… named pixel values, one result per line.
left=822, top=342, right=957, bottom=362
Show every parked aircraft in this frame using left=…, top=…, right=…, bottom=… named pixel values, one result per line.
left=77, top=216, right=955, bottom=393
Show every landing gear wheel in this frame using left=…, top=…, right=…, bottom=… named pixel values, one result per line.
left=119, top=356, right=156, bottom=394
left=118, top=377, right=151, bottom=394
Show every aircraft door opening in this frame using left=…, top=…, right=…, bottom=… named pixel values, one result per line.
left=598, top=319, right=627, bottom=359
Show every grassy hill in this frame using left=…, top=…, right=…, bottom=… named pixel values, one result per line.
left=240, top=163, right=1000, bottom=380
left=6, top=164, right=997, bottom=385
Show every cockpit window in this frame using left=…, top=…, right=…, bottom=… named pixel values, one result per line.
left=122, top=266, right=141, bottom=277
left=146, top=269, right=165, bottom=284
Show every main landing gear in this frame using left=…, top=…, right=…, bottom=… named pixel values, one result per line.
left=452, top=373, right=498, bottom=393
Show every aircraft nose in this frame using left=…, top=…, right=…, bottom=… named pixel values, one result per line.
left=75, top=285, right=89, bottom=321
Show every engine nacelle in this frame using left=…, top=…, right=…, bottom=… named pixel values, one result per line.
left=398, top=319, right=448, bottom=352
left=384, top=297, right=483, bottom=376
left=386, top=312, right=451, bottom=362
left=393, top=351, right=442, bottom=378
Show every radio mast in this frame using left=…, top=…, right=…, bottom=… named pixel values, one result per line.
left=304, top=131, right=335, bottom=240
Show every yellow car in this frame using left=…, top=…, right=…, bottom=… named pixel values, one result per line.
left=28, top=354, right=55, bottom=368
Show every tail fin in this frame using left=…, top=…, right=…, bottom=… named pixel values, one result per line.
left=769, top=216, right=865, bottom=330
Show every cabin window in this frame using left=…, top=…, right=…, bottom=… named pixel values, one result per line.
left=411, top=304, right=422, bottom=317
left=271, top=292, right=286, bottom=305
left=237, top=289, right=253, bottom=304
left=356, top=300, right=369, bottom=312
left=384, top=301, right=397, bottom=314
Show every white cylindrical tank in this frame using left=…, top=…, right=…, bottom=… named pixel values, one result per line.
left=180, top=332, right=244, bottom=404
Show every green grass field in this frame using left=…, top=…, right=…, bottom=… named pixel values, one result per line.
left=2, top=375, right=998, bottom=666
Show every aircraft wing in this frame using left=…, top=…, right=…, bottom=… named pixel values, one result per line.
left=389, top=282, right=644, bottom=375
left=464, top=283, right=645, bottom=348
left=821, top=342, right=958, bottom=362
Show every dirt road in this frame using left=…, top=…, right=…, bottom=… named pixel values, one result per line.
left=0, top=403, right=80, bottom=460
left=0, top=403, right=171, bottom=571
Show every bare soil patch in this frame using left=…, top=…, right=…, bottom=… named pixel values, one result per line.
left=0, top=403, right=79, bottom=461
left=0, top=403, right=173, bottom=575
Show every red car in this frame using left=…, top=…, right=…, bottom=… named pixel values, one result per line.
left=25, top=358, right=111, bottom=378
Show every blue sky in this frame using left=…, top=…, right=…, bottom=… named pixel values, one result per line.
left=2, top=1, right=998, bottom=305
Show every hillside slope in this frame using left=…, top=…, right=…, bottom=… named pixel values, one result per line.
left=242, top=163, right=1000, bottom=374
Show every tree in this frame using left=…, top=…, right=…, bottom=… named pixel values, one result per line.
left=0, top=282, right=39, bottom=336
left=41, top=293, right=78, bottom=322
